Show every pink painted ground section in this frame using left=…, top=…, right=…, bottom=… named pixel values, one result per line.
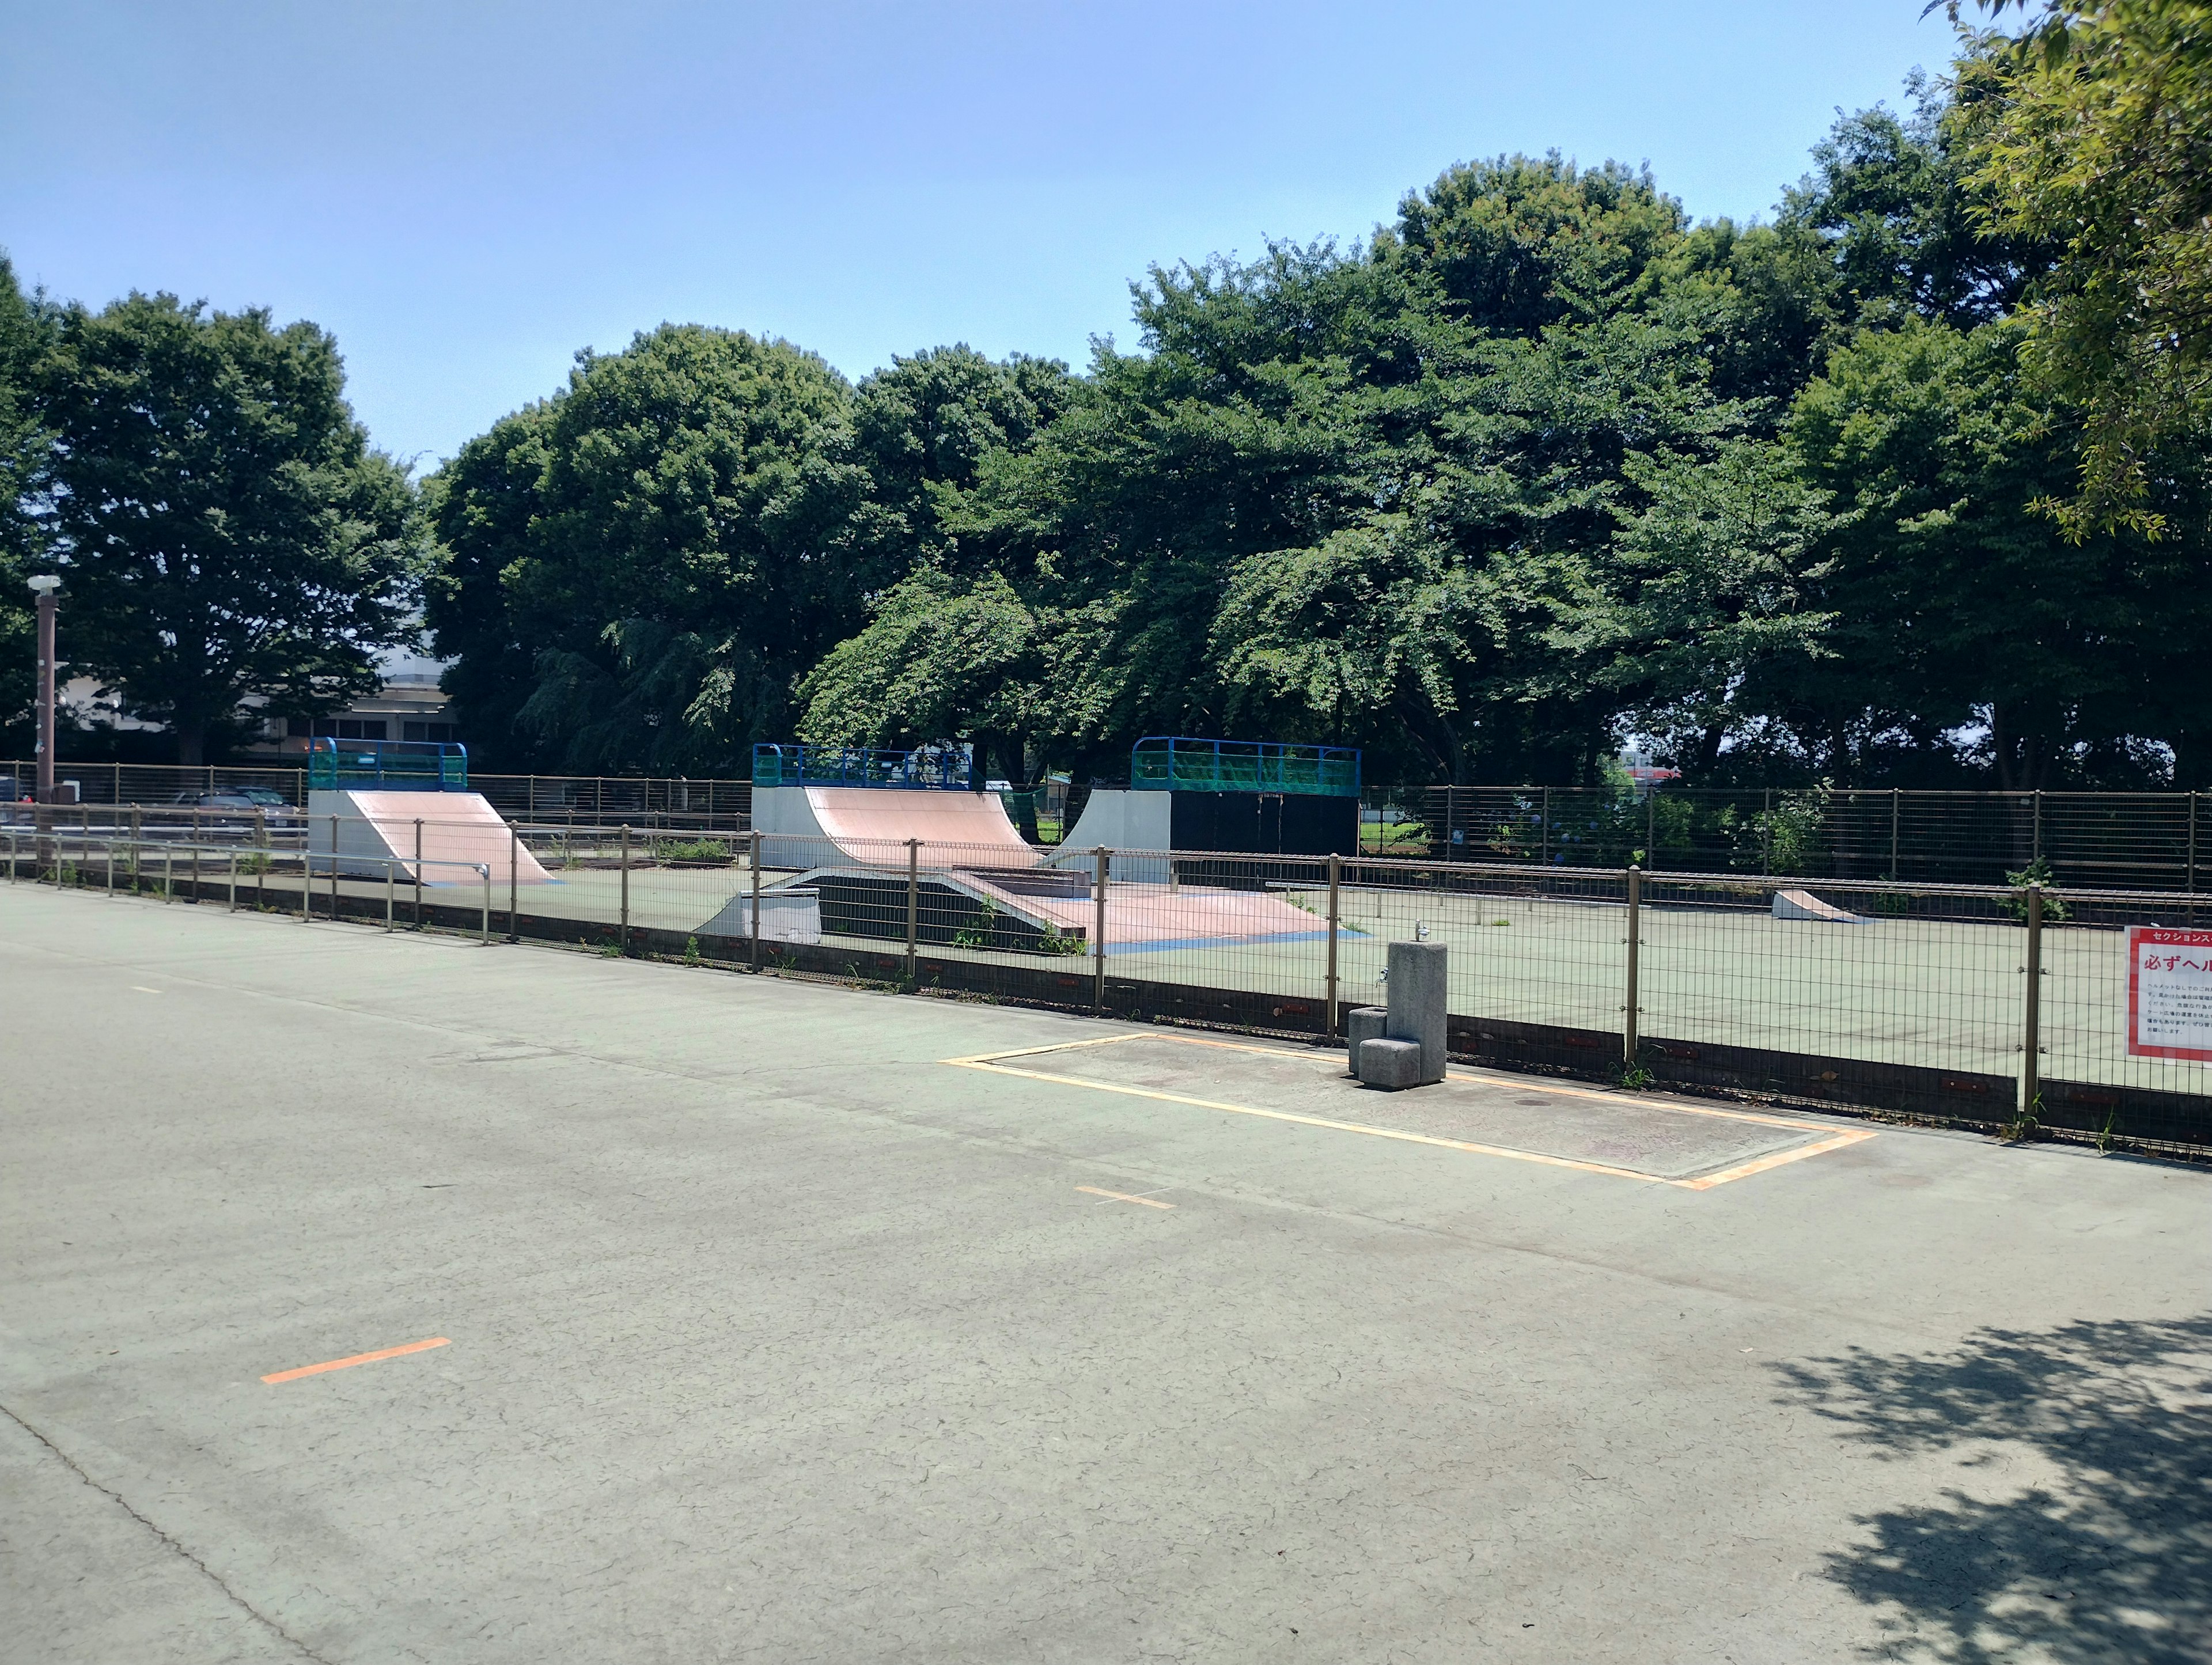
left=964, top=877, right=1326, bottom=950
left=806, top=788, right=1039, bottom=868
left=349, top=791, right=553, bottom=886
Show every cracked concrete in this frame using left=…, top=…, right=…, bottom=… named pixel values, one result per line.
left=2, top=885, right=2206, bottom=1663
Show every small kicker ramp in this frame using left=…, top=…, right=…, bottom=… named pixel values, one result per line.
left=1772, top=886, right=1866, bottom=923
left=307, top=790, right=553, bottom=887
left=755, top=786, right=1041, bottom=868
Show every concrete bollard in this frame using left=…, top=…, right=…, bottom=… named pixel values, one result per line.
left=1346, top=1006, right=1387, bottom=1076
left=1357, top=1038, right=1424, bottom=1088
left=1372, top=939, right=1448, bottom=1087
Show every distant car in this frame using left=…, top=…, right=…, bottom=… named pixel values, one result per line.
left=165, top=790, right=302, bottom=835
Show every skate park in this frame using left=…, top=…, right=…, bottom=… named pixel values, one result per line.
left=11, top=733, right=2212, bottom=1122
left=4, top=878, right=2205, bottom=1665
left=7, top=741, right=2210, bottom=1665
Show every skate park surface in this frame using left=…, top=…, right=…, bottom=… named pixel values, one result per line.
left=4, top=885, right=2206, bottom=1664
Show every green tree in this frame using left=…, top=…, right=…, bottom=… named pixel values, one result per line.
left=35, top=293, right=422, bottom=764
left=804, top=161, right=1764, bottom=790
left=1951, top=1, right=2212, bottom=534
left=419, top=399, right=556, bottom=769
left=1787, top=318, right=2212, bottom=787
left=427, top=326, right=866, bottom=772
left=0, top=252, right=58, bottom=749
left=1573, top=438, right=1836, bottom=777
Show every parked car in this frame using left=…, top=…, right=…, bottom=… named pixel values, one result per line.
left=164, top=791, right=304, bottom=836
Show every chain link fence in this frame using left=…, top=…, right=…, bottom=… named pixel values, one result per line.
left=1424, top=784, right=2212, bottom=891
left=0, top=760, right=752, bottom=829
left=9, top=803, right=2210, bottom=1153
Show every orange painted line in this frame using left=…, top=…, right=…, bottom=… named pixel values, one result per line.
left=262, top=1337, right=449, bottom=1384
left=1076, top=1185, right=1176, bottom=1209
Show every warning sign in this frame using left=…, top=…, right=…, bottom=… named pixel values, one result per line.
left=2127, top=926, right=2212, bottom=1061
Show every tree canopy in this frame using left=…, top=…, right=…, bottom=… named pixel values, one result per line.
left=33, top=293, right=423, bottom=763
left=1952, top=1, right=2212, bottom=536
left=0, top=253, right=57, bottom=749
left=10, top=18, right=2183, bottom=793
left=416, top=66, right=2212, bottom=792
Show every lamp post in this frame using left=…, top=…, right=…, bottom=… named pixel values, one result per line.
left=29, top=575, right=59, bottom=805
left=27, top=574, right=59, bottom=876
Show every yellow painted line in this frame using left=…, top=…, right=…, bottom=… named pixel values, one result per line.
left=1076, top=1185, right=1177, bottom=1209
left=944, top=1034, right=1147, bottom=1067
left=1444, top=1070, right=1839, bottom=1135
left=262, top=1337, right=449, bottom=1385
left=956, top=1030, right=1844, bottom=1139
left=1673, top=1128, right=1877, bottom=1189
left=948, top=1034, right=1876, bottom=1189
left=950, top=1059, right=1668, bottom=1185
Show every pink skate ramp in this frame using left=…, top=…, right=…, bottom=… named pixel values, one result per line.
left=308, top=789, right=552, bottom=886
left=805, top=787, right=1040, bottom=869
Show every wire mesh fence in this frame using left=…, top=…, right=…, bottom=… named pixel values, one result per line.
left=16, top=761, right=2212, bottom=891
left=0, top=760, right=752, bottom=829
left=9, top=810, right=2210, bottom=1150
left=1422, top=784, right=2212, bottom=892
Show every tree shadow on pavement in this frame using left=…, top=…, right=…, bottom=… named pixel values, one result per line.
left=1774, top=1313, right=2212, bottom=1664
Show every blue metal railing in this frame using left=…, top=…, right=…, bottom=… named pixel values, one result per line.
left=307, top=737, right=469, bottom=792
left=1129, top=737, right=1361, bottom=797
left=752, top=743, right=976, bottom=791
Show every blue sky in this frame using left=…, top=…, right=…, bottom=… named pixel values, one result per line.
left=2, top=1, right=1953, bottom=470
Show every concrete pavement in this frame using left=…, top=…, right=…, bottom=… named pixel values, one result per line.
left=2, top=885, right=2205, bottom=1663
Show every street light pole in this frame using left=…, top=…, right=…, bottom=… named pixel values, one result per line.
left=29, top=574, right=59, bottom=805
left=27, top=575, right=59, bottom=879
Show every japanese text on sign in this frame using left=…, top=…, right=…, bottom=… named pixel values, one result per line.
left=2127, top=926, right=2212, bottom=1061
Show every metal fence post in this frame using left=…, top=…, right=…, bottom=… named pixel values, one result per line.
left=1891, top=788, right=1902, bottom=879
left=508, top=825, right=520, bottom=942
left=328, top=814, right=341, bottom=920
left=750, top=829, right=763, bottom=970
left=385, top=858, right=395, bottom=932
left=619, top=824, right=631, bottom=954
left=905, top=837, right=919, bottom=981
left=482, top=864, right=491, bottom=944
left=2189, top=791, right=2198, bottom=905
left=413, top=819, right=424, bottom=929
left=164, top=845, right=173, bottom=903
left=1093, top=846, right=1108, bottom=1016
left=130, top=805, right=141, bottom=894
left=2021, top=883, right=2044, bottom=1121
left=1325, top=852, right=1342, bottom=1036
left=1623, top=865, right=1642, bottom=1071
left=228, top=850, right=237, bottom=911
left=105, top=840, right=114, bottom=895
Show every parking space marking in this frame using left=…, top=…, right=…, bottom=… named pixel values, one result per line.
left=964, top=1031, right=1850, bottom=1135
left=1077, top=1186, right=1177, bottom=1209
left=946, top=1035, right=1874, bottom=1189
left=263, top=1336, right=449, bottom=1384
